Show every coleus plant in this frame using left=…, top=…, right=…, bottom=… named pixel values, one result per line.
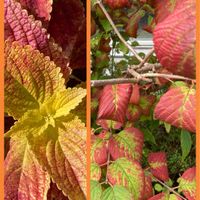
left=4, top=0, right=86, bottom=199
left=91, top=0, right=196, bottom=199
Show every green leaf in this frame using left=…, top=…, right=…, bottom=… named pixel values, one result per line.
left=154, top=183, right=163, bottom=192
left=181, top=129, right=192, bottom=161
left=164, top=122, right=171, bottom=133
left=101, top=186, right=133, bottom=200
left=99, top=19, right=112, bottom=32
left=91, top=163, right=101, bottom=181
left=107, top=158, right=144, bottom=200
left=91, top=180, right=102, bottom=200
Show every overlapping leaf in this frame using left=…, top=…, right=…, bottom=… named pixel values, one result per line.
left=28, top=118, right=86, bottom=200
left=5, top=135, right=50, bottom=200
left=108, top=127, right=144, bottom=161
left=96, top=119, right=123, bottom=130
left=98, top=84, right=132, bottom=124
left=91, top=180, right=102, bottom=200
left=148, top=152, right=169, bottom=182
left=178, top=167, right=196, bottom=200
left=143, top=174, right=153, bottom=199
left=139, top=95, right=156, bottom=116
left=91, top=163, right=101, bottom=181
left=101, top=186, right=133, bottom=200
left=154, top=82, right=196, bottom=133
left=17, top=0, right=52, bottom=21
left=91, top=135, right=108, bottom=165
left=5, top=40, right=65, bottom=120
left=126, top=104, right=142, bottom=121
left=107, top=158, right=144, bottom=200
left=47, top=0, right=86, bottom=69
left=153, top=0, right=196, bottom=78
left=153, top=0, right=180, bottom=23
left=4, top=0, right=70, bottom=78
left=129, top=84, right=140, bottom=105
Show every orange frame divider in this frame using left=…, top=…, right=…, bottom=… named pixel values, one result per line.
left=86, top=0, right=91, bottom=199
left=196, top=0, right=200, bottom=199
left=0, top=0, right=4, bottom=198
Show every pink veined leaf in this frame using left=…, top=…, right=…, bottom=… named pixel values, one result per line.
left=47, top=0, right=86, bottom=69
left=5, top=136, right=50, bottom=200
left=143, top=174, right=153, bottom=199
left=153, top=0, right=196, bottom=78
left=97, top=130, right=111, bottom=140
left=129, top=84, right=140, bottom=105
left=4, top=0, right=71, bottom=79
left=96, top=119, right=123, bottom=130
left=91, top=135, right=108, bottom=165
left=154, top=83, right=196, bottom=133
left=153, top=0, right=180, bottom=23
left=178, top=167, right=196, bottom=200
left=17, top=0, right=52, bottom=21
left=148, top=193, right=166, bottom=200
left=148, top=152, right=169, bottom=182
left=98, top=84, right=132, bottom=124
left=108, top=127, right=144, bottom=162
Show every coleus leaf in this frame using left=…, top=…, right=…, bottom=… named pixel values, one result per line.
left=107, top=158, right=144, bottom=200
left=178, top=167, right=196, bottom=200
left=154, top=82, right=196, bottom=133
left=91, top=135, right=108, bottom=165
left=17, top=0, right=52, bottom=21
left=5, top=40, right=65, bottom=120
left=148, top=152, right=169, bottom=182
left=47, top=0, right=86, bottom=69
left=5, top=135, right=50, bottom=200
left=47, top=182, right=69, bottom=200
left=4, top=0, right=70, bottom=78
left=108, top=127, right=144, bottom=161
left=91, top=180, right=102, bottom=200
left=28, top=118, right=86, bottom=199
left=153, top=0, right=180, bottom=23
left=101, top=186, right=133, bottom=200
left=91, top=162, right=101, bottom=181
left=98, top=84, right=132, bottom=124
left=153, top=0, right=196, bottom=78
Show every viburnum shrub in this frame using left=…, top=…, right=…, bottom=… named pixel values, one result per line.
left=4, top=0, right=86, bottom=199
left=91, top=0, right=196, bottom=199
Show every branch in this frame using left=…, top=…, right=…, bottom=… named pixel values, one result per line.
left=91, top=73, right=195, bottom=87
left=96, top=0, right=143, bottom=63
left=152, top=177, right=187, bottom=200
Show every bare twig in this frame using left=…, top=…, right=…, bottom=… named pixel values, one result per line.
left=91, top=73, right=196, bottom=87
left=134, top=63, right=162, bottom=72
left=137, top=47, right=155, bottom=69
left=152, top=177, right=187, bottom=200
left=96, top=0, right=143, bottom=63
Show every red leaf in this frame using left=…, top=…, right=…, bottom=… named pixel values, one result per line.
left=148, top=193, right=166, bottom=200
left=148, top=152, right=169, bottom=182
left=4, top=0, right=71, bottom=79
left=154, top=83, right=196, bottom=133
left=47, top=0, right=86, bottom=69
left=129, top=84, right=140, bottom=105
left=139, top=95, right=156, bottom=116
left=178, top=167, right=196, bottom=200
left=153, top=0, right=180, bottom=23
left=103, top=0, right=131, bottom=9
left=153, top=0, right=196, bottom=78
left=109, top=127, right=144, bottom=161
left=47, top=182, right=69, bottom=200
left=17, top=0, right=52, bottom=21
left=144, top=174, right=153, bottom=199
left=98, top=84, right=132, bottom=124
left=91, top=135, right=108, bottom=165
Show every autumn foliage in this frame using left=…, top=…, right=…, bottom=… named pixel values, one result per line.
left=91, top=0, right=196, bottom=199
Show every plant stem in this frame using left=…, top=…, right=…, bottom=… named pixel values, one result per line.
left=96, top=0, right=143, bottom=63
left=152, top=177, right=187, bottom=200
